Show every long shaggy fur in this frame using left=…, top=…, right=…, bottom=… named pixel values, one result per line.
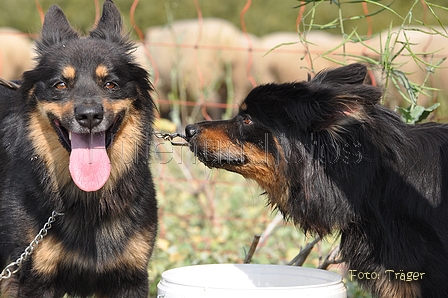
left=0, top=1, right=157, bottom=297
left=185, top=63, right=448, bottom=298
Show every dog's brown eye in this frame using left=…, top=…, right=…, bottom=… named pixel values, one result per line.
left=243, top=116, right=252, bottom=125
left=54, top=82, right=67, bottom=90
left=104, top=82, right=117, bottom=90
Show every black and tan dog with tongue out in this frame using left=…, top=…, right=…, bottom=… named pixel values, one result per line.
left=0, top=1, right=157, bottom=297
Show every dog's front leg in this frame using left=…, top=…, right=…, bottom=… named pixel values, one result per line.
left=96, top=270, right=150, bottom=298
left=15, top=275, right=64, bottom=298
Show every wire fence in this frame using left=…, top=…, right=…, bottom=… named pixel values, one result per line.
left=2, top=1, right=447, bottom=123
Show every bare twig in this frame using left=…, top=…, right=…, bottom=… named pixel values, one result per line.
left=244, top=234, right=261, bottom=264
left=288, top=236, right=321, bottom=266
left=258, top=213, right=284, bottom=247
left=318, top=245, right=343, bottom=270
left=0, top=78, right=20, bottom=90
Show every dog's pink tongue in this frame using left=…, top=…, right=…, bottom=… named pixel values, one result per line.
left=69, top=132, right=110, bottom=192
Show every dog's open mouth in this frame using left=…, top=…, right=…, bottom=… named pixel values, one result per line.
left=52, top=116, right=123, bottom=192
left=53, top=115, right=123, bottom=151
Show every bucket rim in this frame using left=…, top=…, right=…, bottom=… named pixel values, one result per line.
left=159, top=263, right=344, bottom=290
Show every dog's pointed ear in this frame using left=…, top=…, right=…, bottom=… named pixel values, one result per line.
left=89, top=0, right=124, bottom=43
left=36, top=5, right=79, bottom=54
left=307, top=64, right=382, bottom=132
left=313, top=63, right=369, bottom=86
left=315, top=63, right=381, bottom=108
left=287, top=64, right=382, bottom=133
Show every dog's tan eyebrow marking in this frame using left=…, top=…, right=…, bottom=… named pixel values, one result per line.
left=96, top=64, right=109, bottom=79
left=240, top=102, right=247, bottom=111
left=62, top=65, right=76, bottom=80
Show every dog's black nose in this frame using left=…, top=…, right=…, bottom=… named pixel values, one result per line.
left=75, top=105, right=104, bottom=129
left=185, top=124, right=198, bottom=139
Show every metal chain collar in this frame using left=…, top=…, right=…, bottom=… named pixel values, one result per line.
left=0, top=132, right=184, bottom=281
left=0, top=211, right=63, bottom=281
left=154, top=132, right=189, bottom=146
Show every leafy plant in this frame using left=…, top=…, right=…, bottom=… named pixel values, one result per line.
left=396, top=103, right=440, bottom=124
left=295, top=0, right=447, bottom=123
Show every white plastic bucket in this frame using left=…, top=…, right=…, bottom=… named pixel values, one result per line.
left=157, top=264, right=346, bottom=298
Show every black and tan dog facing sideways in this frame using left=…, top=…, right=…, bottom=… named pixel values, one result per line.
left=185, top=63, right=448, bottom=298
left=0, top=1, right=157, bottom=297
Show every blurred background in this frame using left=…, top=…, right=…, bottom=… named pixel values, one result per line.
left=1, top=0, right=447, bottom=36
left=1, top=1, right=447, bottom=297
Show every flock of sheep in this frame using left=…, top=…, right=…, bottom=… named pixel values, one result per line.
left=1, top=19, right=447, bottom=122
